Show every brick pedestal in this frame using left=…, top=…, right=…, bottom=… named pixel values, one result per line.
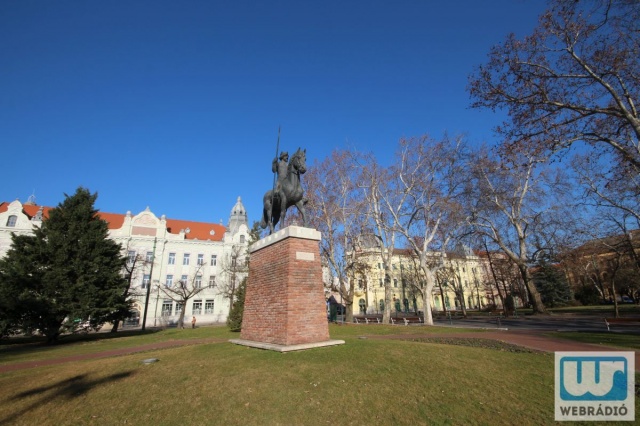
left=230, top=226, right=344, bottom=352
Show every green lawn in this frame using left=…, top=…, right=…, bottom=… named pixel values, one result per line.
left=548, top=304, right=640, bottom=316
left=0, top=325, right=637, bottom=425
left=547, top=331, right=640, bottom=350
left=0, top=327, right=226, bottom=366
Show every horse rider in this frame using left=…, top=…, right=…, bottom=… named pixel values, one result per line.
left=272, top=151, right=289, bottom=196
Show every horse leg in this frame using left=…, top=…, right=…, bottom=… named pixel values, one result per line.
left=296, top=199, right=307, bottom=227
left=269, top=203, right=276, bottom=234
left=277, top=192, right=287, bottom=230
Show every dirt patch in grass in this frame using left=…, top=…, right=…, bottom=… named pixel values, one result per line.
left=405, top=337, right=536, bottom=353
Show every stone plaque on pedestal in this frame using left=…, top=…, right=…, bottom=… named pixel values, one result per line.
left=230, top=226, right=344, bottom=352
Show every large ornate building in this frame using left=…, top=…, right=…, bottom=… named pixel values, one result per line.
left=341, top=237, right=525, bottom=316
left=0, top=196, right=250, bottom=328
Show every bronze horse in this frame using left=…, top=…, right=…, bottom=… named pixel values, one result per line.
left=261, top=148, right=307, bottom=234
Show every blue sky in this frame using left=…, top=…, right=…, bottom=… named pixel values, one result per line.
left=1, top=0, right=547, bottom=225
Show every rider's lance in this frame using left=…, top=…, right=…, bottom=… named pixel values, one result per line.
left=270, top=126, right=281, bottom=227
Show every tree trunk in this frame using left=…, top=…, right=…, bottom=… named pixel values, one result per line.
left=484, top=241, right=504, bottom=311
left=111, top=319, right=120, bottom=333
left=423, top=291, right=434, bottom=325
left=500, top=279, right=510, bottom=314
left=345, top=300, right=354, bottom=323
left=611, top=281, right=620, bottom=319
left=382, top=272, right=392, bottom=324
left=438, top=282, right=448, bottom=315
left=177, top=303, right=186, bottom=329
left=457, top=283, right=468, bottom=318
left=519, top=264, right=546, bottom=314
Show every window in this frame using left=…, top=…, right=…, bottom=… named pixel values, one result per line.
left=378, top=263, right=382, bottom=269
left=161, top=300, right=173, bottom=316
left=195, top=275, right=202, bottom=289
left=209, top=275, right=216, bottom=288
left=358, top=279, right=364, bottom=289
left=175, top=303, right=183, bottom=315
left=6, top=215, right=17, bottom=227
left=183, top=253, right=190, bottom=265
left=168, top=253, right=176, bottom=265
left=146, top=251, right=153, bottom=263
left=205, top=300, right=214, bottom=314
left=181, top=275, right=188, bottom=286
left=127, top=250, right=136, bottom=265
left=142, top=274, right=150, bottom=289
left=393, top=279, right=398, bottom=288
left=392, top=264, right=397, bottom=270
left=197, top=254, right=204, bottom=265
left=211, top=255, right=217, bottom=266
left=166, top=274, right=173, bottom=287
left=379, top=279, right=383, bottom=287
left=192, top=300, right=202, bottom=315
left=240, top=235, right=245, bottom=244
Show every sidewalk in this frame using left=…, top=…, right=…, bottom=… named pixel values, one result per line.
left=372, top=330, right=640, bottom=372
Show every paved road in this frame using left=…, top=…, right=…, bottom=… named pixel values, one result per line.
left=433, top=313, right=640, bottom=333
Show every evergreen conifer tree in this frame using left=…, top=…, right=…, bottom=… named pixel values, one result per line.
left=0, top=188, right=129, bottom=342
left=532, top=255, right=572, bottom=308
left=227, top=277, right=246, bottom=332
left=226, top=222, right=261, bottom=332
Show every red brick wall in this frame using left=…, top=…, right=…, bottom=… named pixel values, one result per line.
left=241, top=233, right=329, bottom=345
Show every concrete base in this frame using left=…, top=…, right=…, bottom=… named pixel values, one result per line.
left=230, top=338, right=345, bottom=353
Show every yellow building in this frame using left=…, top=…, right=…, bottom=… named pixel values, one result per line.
left=350, top=243, right=496, bottom=316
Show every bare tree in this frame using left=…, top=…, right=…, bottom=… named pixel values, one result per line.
left=159, top=264, right=206, bottom=329
left=356, top=151, right=402, bottom=325
left=470, top=0, right=640, bottom=173
left=217, top=244, right=249, bottom=317
left=112, top=244, right=149, bottom=332
left=571, top=154, right=640, bottom=228
left=305, top=150, right=368, bottom=323
left=465, top=148, right=572, bottom=314
left=383, top=135, right=469, bottom=325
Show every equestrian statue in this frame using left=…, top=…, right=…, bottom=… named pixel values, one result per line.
left=261, top=147, right=308, bottom=234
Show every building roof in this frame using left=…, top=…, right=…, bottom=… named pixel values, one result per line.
left=0, top=201, right=226, bottom=241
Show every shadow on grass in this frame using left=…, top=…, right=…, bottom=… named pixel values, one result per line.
left=0, top=329, right=163, bottom=358
left=1, top=370, right=135, bottom=424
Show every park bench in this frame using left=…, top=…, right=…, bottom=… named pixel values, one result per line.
left=604, top=317, right=640, bottom=332
left=354, top=316, right=382, bottom=324
left=402, top=317, right=423, bottom=325
left=390, top=317, right=422, bottom=325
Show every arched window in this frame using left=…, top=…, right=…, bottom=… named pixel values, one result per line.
left=6, top=215, right=17, bottom=227
left=358, top=298, right=366, bottom=314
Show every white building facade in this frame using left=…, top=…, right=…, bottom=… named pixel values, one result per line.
left=0, top=196, right=250, bottom=328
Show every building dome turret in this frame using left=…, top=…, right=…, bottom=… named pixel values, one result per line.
left=228, top=196, right=248, bottom=235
